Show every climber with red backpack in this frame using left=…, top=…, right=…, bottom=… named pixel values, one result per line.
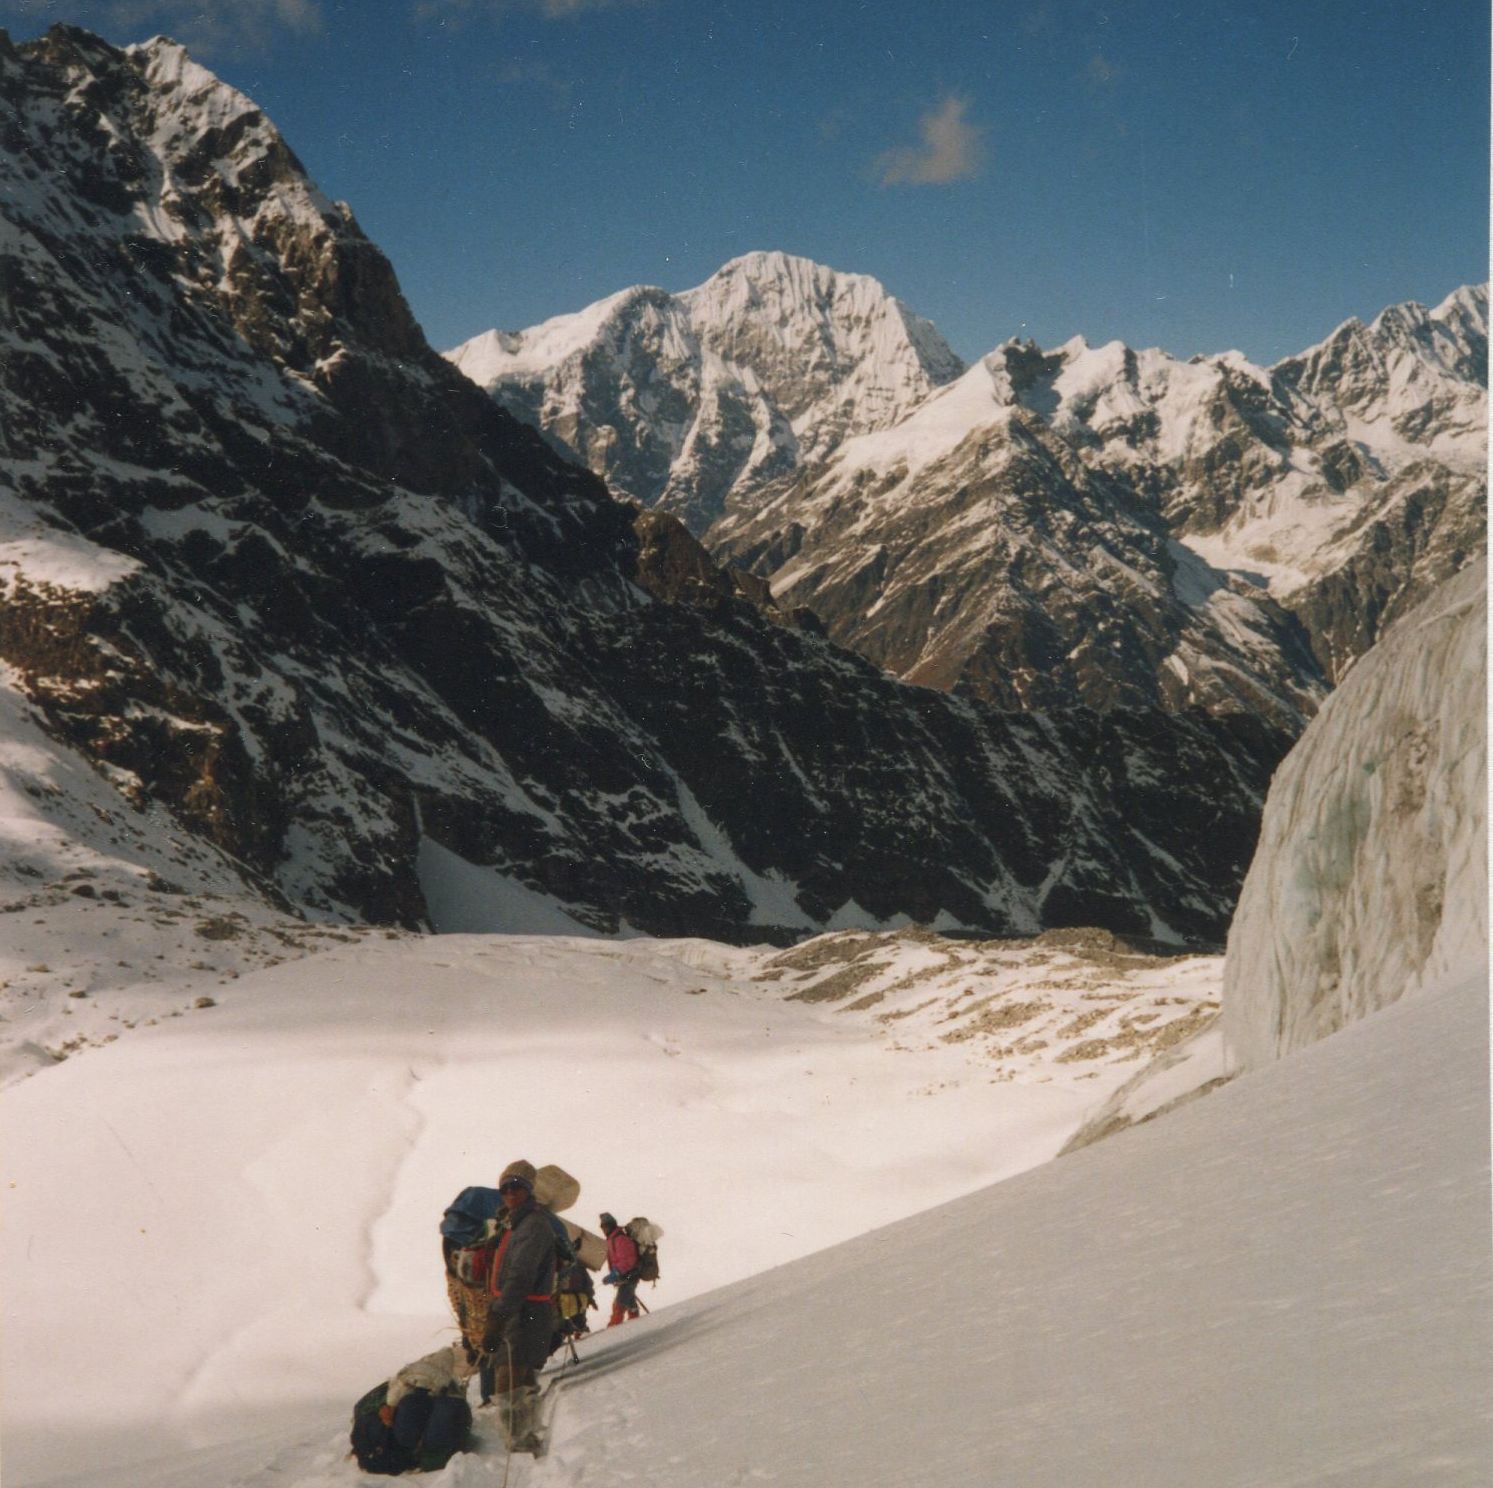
left=599, top=1212, right=661, bottom=1326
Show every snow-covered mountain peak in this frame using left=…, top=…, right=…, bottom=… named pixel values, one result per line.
left=690, top=248, right=853, bottom=303
left=447, top=250, right=965, bottom=530
left=1431, top=280, right=1489, bottom=336
left=127, top=33, right=258, bottom=129
left=1277, top=283, right=1488, bottom=404
left=834, top=332, right=1257, bottom=476
left=679, top=249, right=965, bottom=401
left=447, top=283, right=680, bottom=386
left=686, top=248, right=899, bottom=323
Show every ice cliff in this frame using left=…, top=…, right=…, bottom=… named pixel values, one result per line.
left=1222, top=559, right=1487, bottom=1068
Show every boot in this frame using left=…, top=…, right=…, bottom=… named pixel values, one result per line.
left=607, top=1302, right=628, bottom=1328
left=498, top=1385, right=542, bottom=1452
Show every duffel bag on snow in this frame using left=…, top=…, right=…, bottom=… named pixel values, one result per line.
left=350, top=1382, right=414, bottom=1476
left=350, top=1382, right=473, bottom=1475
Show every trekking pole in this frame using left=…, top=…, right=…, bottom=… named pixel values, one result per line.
left=499, top=1334, right=516, bottom=1488
left=636, top=1297, right=650, bottom=1316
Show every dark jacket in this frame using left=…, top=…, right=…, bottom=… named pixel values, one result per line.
left=488, top=1197, right=558, bottom=1325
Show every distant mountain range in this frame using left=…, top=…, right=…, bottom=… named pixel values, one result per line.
left=0, top=25, right=1288, bottom=946
left=450, top=260, right=1486, bottom=727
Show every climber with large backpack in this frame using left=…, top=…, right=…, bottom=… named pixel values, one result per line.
left=439, top=1165, right=581, bottom=1403
left=552, top=1254, right=598, bottom=1351
left=599, top=1212, right=661, bottom=1326
left=440, top=1186, right=504, bottom=1402
left=480, top=1160, right=559, bottom=1453
left=348, top=1340, right=477, bottom=1475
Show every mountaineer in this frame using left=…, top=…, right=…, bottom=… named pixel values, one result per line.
left=481, top=1160, right=559, bottom=1452
left=599, top=1211, right=641, bottom=1327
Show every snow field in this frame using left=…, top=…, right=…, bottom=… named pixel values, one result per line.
left=4, top=925, right=1213, bottom=1484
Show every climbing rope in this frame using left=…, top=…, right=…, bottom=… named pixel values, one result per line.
left=498, top=1335, right=516, bottom=1488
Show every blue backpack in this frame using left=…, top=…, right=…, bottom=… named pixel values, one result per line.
left=439, top=1186, right=503, bottom=1246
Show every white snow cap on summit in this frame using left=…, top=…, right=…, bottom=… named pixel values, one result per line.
left=681, top=249, right=964, bottom=376
left=445, top=250, right=964, bottom=398
left=128, top=35, right=259, bottom=133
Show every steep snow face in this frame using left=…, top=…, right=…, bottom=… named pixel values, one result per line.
left=540, top=974, right=1488, bottom=1488
left=445, top=250, right=965, bottom=532
left=1222, top=559, right=1487, bottom=1069
left=679, top=250, right=965, bottom=435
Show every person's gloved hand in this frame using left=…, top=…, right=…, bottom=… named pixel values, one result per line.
left=603, top=1269, right=620, bottom=1285
left=481, top=1316, right=506, bottom=1351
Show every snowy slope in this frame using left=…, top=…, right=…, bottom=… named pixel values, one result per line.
left=1, top=928, right=1225, bottom=1485
left=538, top=974, right=1490, bottom=1488
left=1222, top=559, right=1488, bottom=1068
left=6, top=956, right=1485, bottom=1487
left=0, top=664, right=365, bottom=1089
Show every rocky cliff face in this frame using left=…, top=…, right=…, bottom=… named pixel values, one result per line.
left=712, top=355, right=1329, bottom=729
left=447, top=250, right=965, bottom=534
left=466, top=255, right=1485, bottom=733
left=1221, top=559, right=1487, bottom=1069
left=0, top=26, right=1280, bottom=946
left=717, top=297, right=1486, bottom=725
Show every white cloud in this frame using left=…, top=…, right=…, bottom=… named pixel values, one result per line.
left=875, top=94, right=986, bottom=187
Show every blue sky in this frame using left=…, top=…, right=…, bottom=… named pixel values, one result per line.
left=6, top=0, right=1489, bottom=362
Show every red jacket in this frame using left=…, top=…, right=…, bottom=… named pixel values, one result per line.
left=606, top=1227, right=639, bottom=1276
